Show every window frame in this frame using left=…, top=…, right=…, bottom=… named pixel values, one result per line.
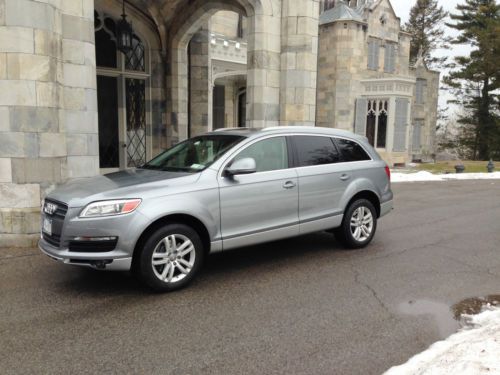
left=332, top=136, right=373, bottom=163
left=220, top=135, right=293, bottom=176
left=95, top=8, right=152, bottom=171
left=289, top=135, right=342, bottom=168
left=364, top=98, right=389, bottom=150
left=415, top=79, right=427, bottom=105
left=367, top=39, right=380, bottom=71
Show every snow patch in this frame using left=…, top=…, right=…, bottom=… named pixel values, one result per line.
left=392, top=171, right=500, bottom=183
left=384, top=307, right=500, bottom=375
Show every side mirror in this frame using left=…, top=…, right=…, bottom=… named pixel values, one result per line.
left=225, top=157, right=257, bottom=176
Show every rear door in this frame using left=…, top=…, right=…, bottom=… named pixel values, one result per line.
left=291, top=135, right=352, bottom=234
left=218, top=136, right=299, bottom=249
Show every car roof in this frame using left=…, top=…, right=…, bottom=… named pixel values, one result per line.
left=207, top=126, right=366, bottom=141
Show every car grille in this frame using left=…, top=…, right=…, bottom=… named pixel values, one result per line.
left=42, top=199, right=69, bottom=248
left=68, top=239, right=118, bottom=253
left=44, top=199, right=68, bottom=219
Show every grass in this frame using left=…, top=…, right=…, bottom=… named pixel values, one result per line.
left=414, top=160, right=498, bottom=174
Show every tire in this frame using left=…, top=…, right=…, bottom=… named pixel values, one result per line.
left=134, top=223, right=205, bottom=292
left=335, top=199, right=377, bottom=249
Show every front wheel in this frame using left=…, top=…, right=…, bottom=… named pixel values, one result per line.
left=335, top=199, right=377, bottom=249
left=134, top=224, right=204, bottom=292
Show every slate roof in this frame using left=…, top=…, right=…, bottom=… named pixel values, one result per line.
left=319, top=1, right=365, bottom=26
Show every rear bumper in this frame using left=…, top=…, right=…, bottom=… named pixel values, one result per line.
left=380, top=199, right=393, bottom=218
left=38, top=238, right=132, bottom=271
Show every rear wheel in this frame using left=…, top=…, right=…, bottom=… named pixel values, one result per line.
left=335, top=199, right=377, bottom=249
left=134, top=224, right=204, bottom=292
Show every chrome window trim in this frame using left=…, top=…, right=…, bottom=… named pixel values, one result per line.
left=217, top=132, right=374, bottom=178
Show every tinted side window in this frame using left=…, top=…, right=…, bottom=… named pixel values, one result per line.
left=232, top=137, right=288, bottom=172
left=294, top=136, right=340, bottom=167
left=335, top=138, right=371, bottom=162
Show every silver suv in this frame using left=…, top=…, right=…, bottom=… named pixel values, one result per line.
left=39, top=127, right=393, bottom=291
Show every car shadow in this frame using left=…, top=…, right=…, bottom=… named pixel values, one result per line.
left=59, top=231, right=350, bottom=295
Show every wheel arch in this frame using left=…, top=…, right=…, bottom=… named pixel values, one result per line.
left=133, top=213, right=212, bottom=263
left=345, top=190, right=381, bottom=218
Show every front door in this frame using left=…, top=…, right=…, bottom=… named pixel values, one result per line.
left=218, top=136, right=299, bottom=250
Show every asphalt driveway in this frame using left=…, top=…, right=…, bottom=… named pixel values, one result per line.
left=1, top=180, right=499, bottom=374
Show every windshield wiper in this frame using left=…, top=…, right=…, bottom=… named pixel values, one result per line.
left=161, top=166, right=194, bottom=172
left=138, top=164, right=162, bottom=170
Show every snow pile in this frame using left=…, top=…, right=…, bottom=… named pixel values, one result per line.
left=392, top=171, right=500, bottom=183
left=384, top=307, right=500, bottom=375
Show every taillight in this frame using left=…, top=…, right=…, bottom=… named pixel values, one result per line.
left=384, top=165, right=391, bottom=181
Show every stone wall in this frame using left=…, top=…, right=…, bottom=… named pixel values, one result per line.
left=189, top=25, right=211, bottom=137
left=411, top=65, right=440, bottom=160
left=315, top=0, right=440, bottom=166
left=0, top=0, right=97, bottom=247
left=279, top=0, right=320, bottom=127
left=210, top=10, right=246, bottom=39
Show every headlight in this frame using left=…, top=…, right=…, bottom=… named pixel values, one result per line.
left=79, top=199, right=142, bottom=218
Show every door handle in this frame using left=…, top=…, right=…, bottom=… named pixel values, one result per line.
left=340, top=174, right=350, bottom=181
left=283, top=181, right=296, bottom=189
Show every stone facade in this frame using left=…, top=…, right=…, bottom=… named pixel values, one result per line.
left=316, top=0, right=439, bottom=166
left=0, top=0, right=98, bottom=246
left=410, top=62, right=440, bottom=161
left=0, top=0, right=439, bottom=245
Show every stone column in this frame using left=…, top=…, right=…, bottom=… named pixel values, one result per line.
left=279, top=0, right=319, bottom=126
left=188, top=26, right=210, bottom=136
left=224, top=83, right=235, bottom=128
left=245, top=9, right=282, bottom=128
left=0, top=0, right=98, bottom=247
left=166, top=46, right=188, bottom=145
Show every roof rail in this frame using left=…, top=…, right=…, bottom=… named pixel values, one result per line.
left=213, top=127, right=252, bottom=132
left=261, top=126, right=315, bottom=131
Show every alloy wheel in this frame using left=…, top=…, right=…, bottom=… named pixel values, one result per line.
left=151, top=234, right=196, bottom=283
left=349, top=206, right=374, bottom=242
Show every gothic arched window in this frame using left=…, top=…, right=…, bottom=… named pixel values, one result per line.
left=366, top=99, right=388, bottom=149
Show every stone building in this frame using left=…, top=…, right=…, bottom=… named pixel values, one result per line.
left=316, top=0, right=439, bottom=166
left=0, top=0, right=438, bottom=246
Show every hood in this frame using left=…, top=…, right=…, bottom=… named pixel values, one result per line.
left=47, top=168, right=200, bottom=208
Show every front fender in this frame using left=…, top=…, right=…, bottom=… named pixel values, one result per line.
left=136, top=188, right=220, bottom=241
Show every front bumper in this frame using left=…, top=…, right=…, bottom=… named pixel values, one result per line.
left=38, top=238, right=132, bottom=271
left=38, top=204, right=151, bottom=272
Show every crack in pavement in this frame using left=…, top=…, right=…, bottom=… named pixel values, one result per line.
left=349, top=262, right=392, bottom=317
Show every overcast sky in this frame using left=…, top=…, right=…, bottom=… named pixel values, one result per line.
left=392, top=0, right=471, bottom=64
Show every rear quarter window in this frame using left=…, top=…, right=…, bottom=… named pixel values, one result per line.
left=334, top=138, right=371, bottom=162
left=293, top=136, right=340, bottom=167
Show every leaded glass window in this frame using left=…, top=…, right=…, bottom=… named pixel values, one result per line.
left=126, top=78, right=147, bottom=167
left=366, top=99, right=388, bottom=148
left=125, top=35, right=145, bottom=71
left=95, top=9, right=150, bottom=170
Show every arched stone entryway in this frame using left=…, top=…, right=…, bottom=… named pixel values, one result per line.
left=166, top=0, right=281, bottom=144
left=96, top=0, right=320, bottom=147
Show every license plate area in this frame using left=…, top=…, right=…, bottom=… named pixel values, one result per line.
left=42, top=217, right=52, bottom=236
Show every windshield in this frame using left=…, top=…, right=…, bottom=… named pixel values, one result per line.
left=141, top=134, right=245, bottom=172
